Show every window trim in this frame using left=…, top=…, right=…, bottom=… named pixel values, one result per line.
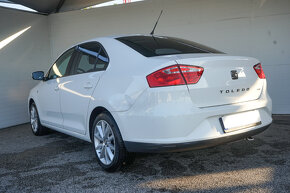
left=69, top=41, right=110, bottom=76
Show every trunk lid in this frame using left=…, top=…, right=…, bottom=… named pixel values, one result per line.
left=175, top=54, right=263, bottom=108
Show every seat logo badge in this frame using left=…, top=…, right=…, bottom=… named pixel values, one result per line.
left=231, top=70, right=238, bottom=80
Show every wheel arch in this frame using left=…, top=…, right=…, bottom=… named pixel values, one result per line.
left=29, top=98, right=35, bottom=108
left=89, top=106, right=114, bottom=142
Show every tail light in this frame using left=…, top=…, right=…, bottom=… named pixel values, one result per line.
left=146, top=65, right=204, bottom=88
left=253, top=63, right=266, bottom=79
left=179, top=65, right=204, bottom=84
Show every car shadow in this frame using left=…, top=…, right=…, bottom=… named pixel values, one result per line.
left=118, top=116, right=290, bottom=192
left=0, top=116, right=289, bottom=193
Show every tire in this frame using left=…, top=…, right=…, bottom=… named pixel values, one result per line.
left=92, top=112, right=134, bottom=172
left=29, top=103, right=48, bottom=136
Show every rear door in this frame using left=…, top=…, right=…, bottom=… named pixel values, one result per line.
left=59, top=42, right=109, bottom=134
left=175, top=55, right=263, bottom=107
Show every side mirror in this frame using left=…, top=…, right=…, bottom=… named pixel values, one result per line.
left=32, top=71, right=44, bottom=80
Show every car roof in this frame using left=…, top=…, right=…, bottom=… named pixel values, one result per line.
left=58, top=35, right=151, bottom=59
left=83, top=34, right=167, bottom=43
left=67, top=34, right=167, bottom=51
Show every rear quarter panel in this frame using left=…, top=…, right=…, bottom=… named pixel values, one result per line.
left=86, top=38, right=182, bottom=138
left=87, top=38, right=180, bottom=112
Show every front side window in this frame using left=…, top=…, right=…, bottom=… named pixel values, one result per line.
left=72, top=42, right=109, bottom=75
left=48, top=48, right=74, bottom=79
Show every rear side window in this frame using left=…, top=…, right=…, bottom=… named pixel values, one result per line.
left=72, top=42, right=109, bottom=75
left=77, top=53, right=97, bottom=73
left=116, top=36, right=223, bottom=57
left=95, top=49, right=109, bottom=71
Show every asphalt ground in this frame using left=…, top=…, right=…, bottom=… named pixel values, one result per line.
left=0, top=115, right=289, bottom=193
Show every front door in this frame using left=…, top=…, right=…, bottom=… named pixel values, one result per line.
left=38, top=48, right=74, bottom=129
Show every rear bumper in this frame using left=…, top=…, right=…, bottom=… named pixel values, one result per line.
left=124, top=123, right=271, bottom=153
left=113, top=80, right=272, bottom=149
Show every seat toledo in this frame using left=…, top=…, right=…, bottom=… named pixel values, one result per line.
left=28, top=35, right=272, bottom=171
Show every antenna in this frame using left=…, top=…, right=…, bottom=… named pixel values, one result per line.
left=150, top=10, right=163, bottom=36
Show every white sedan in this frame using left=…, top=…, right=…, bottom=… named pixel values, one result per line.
left=28, top=35, right=272, bottom=172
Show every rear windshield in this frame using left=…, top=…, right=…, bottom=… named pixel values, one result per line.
left=116, top=36, right=223, bottom=57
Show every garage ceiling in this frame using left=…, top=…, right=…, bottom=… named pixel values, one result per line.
left=9, top=0, right=110, bottom=14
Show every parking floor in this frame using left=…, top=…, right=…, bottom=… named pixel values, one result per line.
left=0, top=115, right=289, bottom=193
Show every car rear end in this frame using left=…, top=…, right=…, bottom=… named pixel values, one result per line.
left=114, top=35, right=272, bottom=153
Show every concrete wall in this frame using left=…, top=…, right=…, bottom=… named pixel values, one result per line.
left=0, top=8, right=51, bottom=129
left=49, top=0, right=290, bottom=114
left=0, top=0, right=289, bottom=129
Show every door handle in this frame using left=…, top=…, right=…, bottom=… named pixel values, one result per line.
left=84, top=82, right=93, bottom=89
left=54, top=86, right=59, bottom=91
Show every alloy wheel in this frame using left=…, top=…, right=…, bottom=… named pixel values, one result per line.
left=94, top=120, right=116, bottom=165
left=30, top=106, right=38, bottom=132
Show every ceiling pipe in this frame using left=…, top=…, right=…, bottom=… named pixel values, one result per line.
left=55, top=0, right=65, bottom=13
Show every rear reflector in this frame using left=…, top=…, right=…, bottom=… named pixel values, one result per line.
left=253, top=63, right=266, bottom=79
left=146, top=65, right=203, bottom=88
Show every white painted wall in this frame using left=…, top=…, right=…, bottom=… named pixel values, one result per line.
left=0, top=8, right=51, bottom=129
left=0, top=0, right=289, bottom=129
left=49, top=0, right=290, bottom=114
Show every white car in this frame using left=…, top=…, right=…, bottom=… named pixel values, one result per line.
left=28, top=35, right=272, bottom=171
